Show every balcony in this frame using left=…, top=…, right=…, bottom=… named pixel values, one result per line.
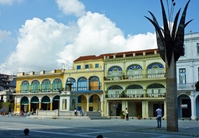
left=105, top=89, right=166, bottom=98
left=177, top=83, right=195, bottom=90
left=105, top=69, right=165, bottom=81
left=104, top=73, right=165, bottom=81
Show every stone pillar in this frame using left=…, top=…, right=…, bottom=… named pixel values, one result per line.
left=163, top=100, right=167, bottom=119
left=126, top=101, right=128, bottom=108
left=191, top=91, right=196, bottom=119
left=142, top=101, right=149, bottom=118
left=122, top=101, right=126, bottom=111
left=100, top=95, right=104, bottom=116
left=86, top=99, right=89, bottom=111
left=166, top=52, right=178, bottom=131
left=28, top=103, right=31, bottom=112
left=106, top=101, right=109, bottom=116
left=143, top=60, right=146, bottom=78
left=39, top=103, right=41, bottom=110
left=142, top=101, right=146, bottom=118
left=50, top=102, right=52, bottom=110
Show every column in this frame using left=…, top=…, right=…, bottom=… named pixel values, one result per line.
left=142, top=101, right=146, bottom=118
left=142, top=101, right=149, bottom=118
left=28, top=97, right=31, bottom=112
left=100, top=94, right=104, bottom=116
left=191, top=92, right=196, bottom=119
left=86, top=100, right=89, bottom=111
left=39, top=103, right=41, bottom=110
left=163, top=100, right=167, bottom=119
left=126, top=101, right=128, bottom=108
left=145, top=101, right=149, bottom=118
left=122, top=101, right=126, bottom=111
left=28, top=103, right=31, bottom=112
left=106, top=101, right=109, bottom=116
left=50, top=102, right=52, bottom=110
left=143, top=60, right=146, bottom=78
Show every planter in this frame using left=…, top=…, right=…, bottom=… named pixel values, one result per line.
left=137, top=116, right=141, bottom=120
left=120, top=116, right=125, bottom=119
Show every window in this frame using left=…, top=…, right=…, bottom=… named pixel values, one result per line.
left=21, top=81, right=29, bottom=93
left=95, top=64, right=99, bottom=68
left=31, top=80, right=40, bottom=93
left=52, top=78, right=62, bottom=91
left=179, top=68, right=186, bottom=88
left=89, top=76, right=99, bottom=90
left=197, top=43, right=199, bottom=54
left=85, top=64, right=89, bottom=69
left=76, top=65, right=81, bottom=70
left=77, top=77, right=87, bottom=91
left=41, top=79, right=51, bottom=92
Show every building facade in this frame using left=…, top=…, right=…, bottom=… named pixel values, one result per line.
left=63, top=55, right=104, bottom=114
left=15, top=70, right=64, bottom=113
left=103, top=49, right=166, bottom=118
left=14, top=32, right=199, bottom=119
left=177, top=32, right=199, bottom=119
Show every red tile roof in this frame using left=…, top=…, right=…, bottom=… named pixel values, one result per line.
left=74, top=48, right=159, bottom=62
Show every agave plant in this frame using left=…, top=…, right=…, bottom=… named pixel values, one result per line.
left=145, top=0, right=193, bottom=67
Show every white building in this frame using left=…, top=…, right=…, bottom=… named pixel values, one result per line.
left=177, top=32, right=199, bottom=119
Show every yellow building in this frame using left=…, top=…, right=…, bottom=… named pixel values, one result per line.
left=103, top=49, right=167, bottom=119
left=14, top=69, right=64, bottom=113
left=14, top=55, right=105, bottom=115
left=64, top=55, right=105, bottom=115
left=14, top=49, right=166, bottom=119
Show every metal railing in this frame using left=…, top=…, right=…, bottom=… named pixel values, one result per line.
left=105, top=73, right=165, bottom=81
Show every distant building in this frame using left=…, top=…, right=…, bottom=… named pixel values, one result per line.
left=0, top=74, right=16, bottom=102
left=177, top=32, right=199, bottom=119
left=13, top=32, right=199, bottom=119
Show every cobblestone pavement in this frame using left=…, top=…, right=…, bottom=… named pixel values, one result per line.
left=0, top=116, right=199, bottom=138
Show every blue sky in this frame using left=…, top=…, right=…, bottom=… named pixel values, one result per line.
left=0, top=0, right=198, bottom=74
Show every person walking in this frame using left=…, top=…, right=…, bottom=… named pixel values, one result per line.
left=156, top=106, right=162, bottom=128
left=74, top=108, right=77, bottom=116
left=125, top=108, right=129, bottom=120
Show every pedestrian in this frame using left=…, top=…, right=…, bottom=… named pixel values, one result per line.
left=155, top=106, right=162, bottom=128
left=1, top=108, right=5, bottom=115
left=74, top=108, right=77, bottom=116
left=96, top=134, right=103, bottom=138
left=19, top=110, right=24, bottom=116
left=126, top=108, right=129, bottom=120
left=20, top=110, right=24, bottom=116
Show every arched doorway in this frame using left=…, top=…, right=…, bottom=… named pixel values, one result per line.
left=52, top=95, right=60, bottom=110
left=178, top=94, right=191, bottom=118
left=30, top=96, right=39, bottom=113
left=21, top=96, right=29, bottom=113
left=77, top=95, right=87, bottom=111
left=41, top=96, right=50, bottom=110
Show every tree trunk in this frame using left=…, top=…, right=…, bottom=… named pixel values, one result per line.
left=166, top=52, right=178, bottom=131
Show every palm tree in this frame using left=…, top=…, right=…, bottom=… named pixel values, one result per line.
left=145, top=0, right=192, bottom=132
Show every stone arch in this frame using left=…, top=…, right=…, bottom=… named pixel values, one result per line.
left=177, top=94, right=191, bottom=118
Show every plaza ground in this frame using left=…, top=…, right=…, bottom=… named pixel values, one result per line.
left=0, top=116, right=199, bottom=138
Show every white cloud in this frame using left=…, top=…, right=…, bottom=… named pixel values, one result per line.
left=0, top=12, right=156, bottom=75
left=58, top=12, right=157, bottom=63
left=56, top=0, right=86, bottom=17
left=0, top=0, right=23, bottom=5
left=0, top=17, right=78, bottom=74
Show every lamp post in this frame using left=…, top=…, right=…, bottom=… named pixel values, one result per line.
left=145, top=0, right=192, bottom=131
